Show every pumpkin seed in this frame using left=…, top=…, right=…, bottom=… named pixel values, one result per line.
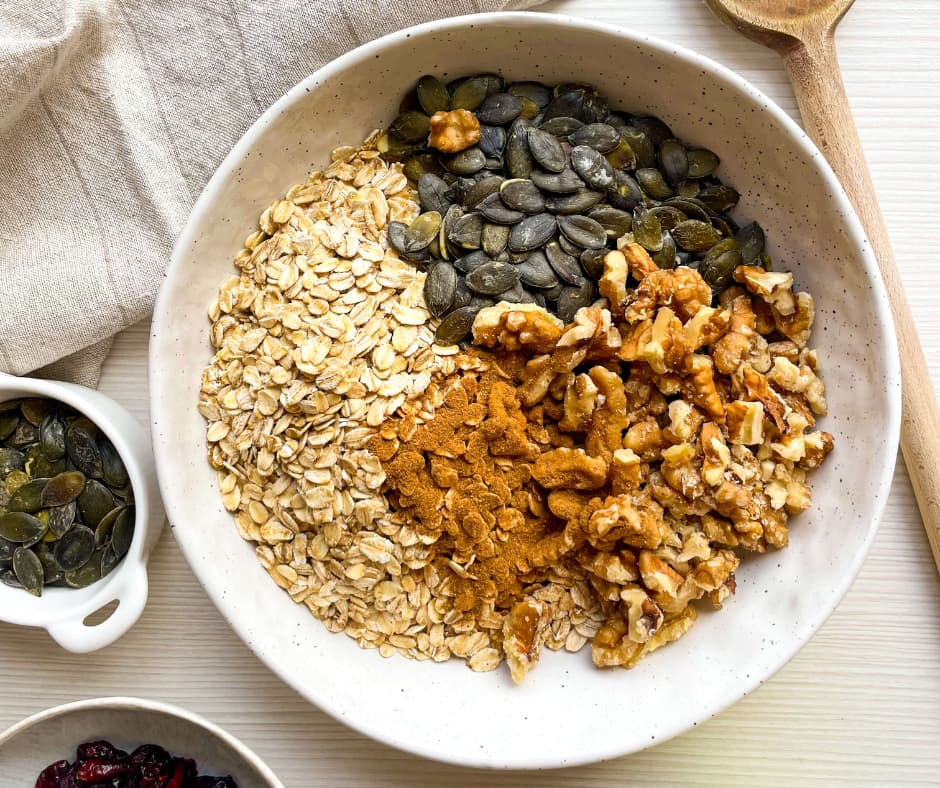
left=98, top=439, right=128, bottom=489
left=8, top=478, right=47, bottom=513
left=387, top=221, right=409, bottom=255
left=659, top=139, right=689, bottom=186
left=620, top=127, right=655, bottom=168
left=672, top=220, right=722, bottom=252
left=449, top=212, right=484, bottom=250
left=450, top=77, right=488, bottom=111
left=648, top=205, right=688, bottom=232
left=710, top=212, right=738, bottom=239
left=423, top=262, right=457, bottom=318
left=402, top=152, right=442, bottom=182
left=468, top=295, right=496, bottom=310
left=557, top=281, right=594, bottom=322
left=466, top=261, right=520, bottom=295
left=403, top=211, right=443, bottom=253
left=375, top=131, right=417, bottom=161
left=580, top=248, right=607, bottom=279
left=515, top=250, right=559, bottom=289
left=607, top=171, right=644, bottom=211
left=538, top=116, right=584, bottom=136
left=508, top=213, right=556, bottom=252
left=454, top=250, right=492, bottom=274
left=64, top=555, right=102, bottom=589
left=697, top=184, right=740, bottom=213
left=664, top=196, right=711, bottom=223
left=637, top=167, right=673, bottom=199
left=588, top=205, right=633, bottom=238
left=677, top=180, right=700, bottom=198
left=416, top=75, right=450, bottom=115
left=630, top=116, right=673, bottom=146
left=41, top=470, right=86, bottom=508
left=653, top=233, right=678, bottom=269
left=544, top=189, right=604, bottom=215
left=700, top=238, right=743, bottom=289
left=633, top=209, right=664, bottom=252
left=8, top=420, right=39, bottom=449
left=507, top=81, right=552, bottom=108
left=435, top=306, right=479, bottom=345
left=443, top=147, right=486, bottom=175
left=12, top=547, right=43, bottom=596
left=541, top=281, right=565, bottom=301
left=34, top=541, right=61, bottom=582
left=477, top=193, right=525, bottom=225
left=389, top=111, right=430, bottom=143
left=482, top=223, right=510, bottom=257
left=687, top=148, right=720, bottom=178
left=543, top=88, right=608, bottom=124
left=100, top=546, right=119, bottom=577
left=0, top=569, right=22, bottom=588
left=111, top=506, right=135, bottom=559
left=530, top=168, right=584, bottom=194
left=48, top=500, right=77, bottom=539
left=605, top=137, right=637, bottom=170
left=499, top=179, right=545, bottom=214
left=39, top=415, right=66, bottom=460
left=66, top=423, right=102, bottom=478
left=557, top=215, right=607, bottom=250
left=78, top=479, right=115, bottom=529
left=569, top=123, right=621, bottom=153
left=4, top=469, right=28, bottom=494
left=570, top=146, right=614, bottom=191
left=94, top=505, right=123, bottom=546
left=477, top=93, right=523, bottom=125
left=0, top=511, right=46, bottom=544
left=735, top=221, right=766, bottom=265
left=478, top=124, right=507, bottom=158
left=54, top=525, right=96, bottom=572
left=527, top=128, right=567, bottom=173
left=495, top=281, right=525, bottom=303
left=0, top=536, right=17, bottom=563
left=505, top=119, right=534, bottom=179
left=20, top=399, right=52, bottom=426
left=452, top=276, right=472, bottom=310
left=417, top=173, right=451, bottom=214
left=0, top=414, right=18, bottom=441
left=545, top=242, right=585, bottom=286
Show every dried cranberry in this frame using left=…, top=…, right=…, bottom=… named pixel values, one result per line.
left=35, top=759, right=71, bottom=788
left=129, top=744, right=173, bottom=768
left=74, top=759, right=131, bottom=783
left=76, top=741, right=129, bottom=763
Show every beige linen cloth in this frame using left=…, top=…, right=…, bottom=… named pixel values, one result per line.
left=0, top=0, right=535, bottom=387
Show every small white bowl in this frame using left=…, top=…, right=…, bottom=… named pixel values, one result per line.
left=0, top=696, right=284, bottom=787
left=0, top=372, right=164, bottom=652
left=151, top=11, right=901, bottom=769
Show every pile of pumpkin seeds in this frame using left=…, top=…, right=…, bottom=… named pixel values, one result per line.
left=381, top=75, right=770, bottom=344
left=0, top=398, right=134, bottom=596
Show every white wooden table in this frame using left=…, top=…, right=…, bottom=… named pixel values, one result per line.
left=3, top=1, right=939, bottom=785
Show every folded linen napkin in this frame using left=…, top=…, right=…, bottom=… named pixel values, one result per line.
left=0, top=0, right=536, bottom=388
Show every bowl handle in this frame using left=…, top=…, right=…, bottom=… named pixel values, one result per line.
left=45, top=565, right=150, bottom=653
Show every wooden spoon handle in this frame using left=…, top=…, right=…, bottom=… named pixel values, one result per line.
left=782, top=31, right=940, bottom=569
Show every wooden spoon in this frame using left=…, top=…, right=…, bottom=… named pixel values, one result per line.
left=705, top=0, right=940, bottom=572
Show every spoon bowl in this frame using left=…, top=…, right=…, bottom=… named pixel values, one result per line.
left=705, top=0, right=856, bottom=49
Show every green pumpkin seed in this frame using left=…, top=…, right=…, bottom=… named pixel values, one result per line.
left=478, top=125, right=507, bottom=159
left=454, top=251, right=491, bottom=274
left=545, top=243, right=585, bottom=286
left=435, top=306, right=480, bottom=345
left=653, top=233, right=678, bottom=269
left=403, top=212, right=443, bottom=253
left=375, top=131, right=417, bottom=161
left=4, top=469, right=29, bottom=494
left=607, top=172, right=644, bottom=211
left=78, top=479, right=115, bottom=528
left=620, top=127, right=655, bottom=168
left=507, top=81, right=552, bottom=109
left=630, top=116, right=673, bottom=146
left=637, top=168, right=673, bottom=199
left=416, top=75, right=450, bottom=115
left=633, top=209, right=664, bottom=252
left=588, top=206, right=633, bottom=239
left=544, top=189, right=604, bottom=215
left=417, top=173, right=451, bottom=214
left=0, top=511, right=46, bottom=544
left=530, top=168, right=584, bottom=194
left=481, top=223, right=510, bottom=258
left=98, top=439, right=128, bottom=489
left=557, top=281, right=594, bottom=322
left=676, top=180, right=700, bottom=198
left=54, top=525, right=96, bottom=572
left=659, top=139, right=689, bottom=186
left=424, top=262, right=457, bottom=318
left=604, top=137, right=637, bottom=171
left=697, top=184, right=740, bottom=213
left=39, top=415, right=66, bottom=460
left=450, top=77, right=489, bottom=111
left=570, top=146, right=614, bottom=191
left=449, top=212, right=484, bottom=250
left=463, top=176, right=503, bottom=210
left=48, top=500, right=77, bottom=538
left=700, top=238, right=743, bottom=289
left=508, top=213, right=556, bottom=253
left=558, top=215, right=607, bottom=250
left=443, top=147, right=486, bottom=176
left=515, top=250, right=559, bottom=289
left=8, top=478, right=47, bottom=513
left=664, top=196, right=711, bottom=223
left=687, top=148, right=720, bottom=178
left=527, top=128, right=566, bottom=173
left=580, top=248, right=607, bottom=279
left=499, top=179, right=545, bottom=214
left=538, top=116, right=584, bottom=137
left=34, top=541, right=61, bottom=583
left=64, top=554, right=102, bottom=589
left=0, top=536, right=16, bottom=563
left=735, top=222, right=766, bottom=265
left=403, top=152, right=443, bottom=182
left=95, top=505, right=123, bottom=545
left=20, top=398, right=52, bottom=426
left=389, top=111, right=430, bottom=143
left=13, top=546, right=43, bottom=596
left=100, top=545, right=119, bottom=576
left=648, top=205, right=688, bottom=232
left=41, top=470, right=86, bottom=507
left=477, top=93, right=523, bottom=125
left=0, top=569, right=23, bottom=588
left=466, top=261, right=520, bottom=295
left=672, top=220, right=722, bottom=252
left=387, top=221, right=409, bottom=256
left=569, top=123, right=621, bottom=154
left=505, top=119, right=534, bottom=179
left=8, top=420, right=38, bottom=449
left=477, top=193, right=524, bottom=225
left=66, top=423, right=103, bottom=479
left=0, top=414, right=19, bottom=440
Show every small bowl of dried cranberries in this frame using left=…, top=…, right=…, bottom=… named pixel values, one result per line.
left=0, top=697, right=283, bottom=788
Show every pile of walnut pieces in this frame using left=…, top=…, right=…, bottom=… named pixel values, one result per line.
left=380, top=242, right=834, bottom=682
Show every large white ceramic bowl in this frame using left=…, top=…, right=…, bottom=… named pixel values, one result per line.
left=0, top=697, right=283, bottom=787
left=150, top=12, right=901, bottom=768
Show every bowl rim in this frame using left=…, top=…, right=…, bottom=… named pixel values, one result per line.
left=150, top=9, right=902, bottom=768
left=0, top=696, right=285, bottom=787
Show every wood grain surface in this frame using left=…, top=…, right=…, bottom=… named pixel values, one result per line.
left=2, top=1, right=939, bottom=785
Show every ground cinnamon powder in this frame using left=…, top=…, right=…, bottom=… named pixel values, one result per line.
left=369, top=352, right=571, bottom=615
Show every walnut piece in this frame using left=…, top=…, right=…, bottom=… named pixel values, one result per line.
left=532, top=447, right=608, bottom=490
left=502, top=598, right=551, bottom=684
left=473, top=302, right=564, bottom=353
left=733, top=265, right=797, bottom=316
left=428, top=109, right=481, bottom=153
left=599, top=249, right=630, bottom=314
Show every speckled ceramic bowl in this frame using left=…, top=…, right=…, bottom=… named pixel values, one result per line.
left=150, top=12, right=901, bottom=769
left=0, top=697, right=283, bottom=787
